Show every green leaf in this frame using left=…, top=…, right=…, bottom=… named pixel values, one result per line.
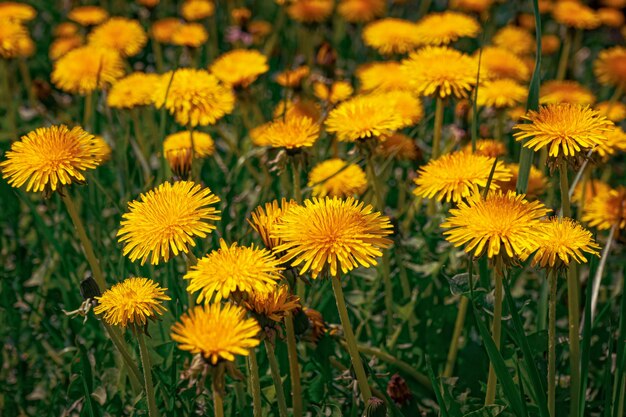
left=463, top=405, right=506, bottom=417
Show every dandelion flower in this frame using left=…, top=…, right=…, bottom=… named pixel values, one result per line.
left=313, top=81, right=354, bottom=104
left=540, top=80, right=595, bottom=106
left=257, top=116, right=319, bottom=149
left=527, top=218, right=600, bottom=268
left=594, top=47, right=626, bottom=89
left=276, top=66, right=310, bottom=87
left=376, top=90, right=424, bottom=126
left=325, top=94, right=406, bottom=142
left=137, top=0, right=160, bottom=7
left=413, top=151, right=511, bottom=203
left=93, top=135, right=112, bottom=163
left=402, top=46, right=477, bottom=99
left=272, top=197, right=393, bottom=278
left=598, top=7, right=625, bottom=27
left=153, top=69, right=235, bottom=127
left=54, top=22, right=80, bottom=37
left=0, top=2, right=36, bottom=21
left=377, top=133, right=420, bottom=160
left=171, top=303, right=261, bottom=364
left=492, top=25, right=535, bottom=56
left=1, top=125, right=106, bottom=193
left=303, top=307, right=327, bottom=343
left=496, top=163, right=547, bottom=199
left=513, top=104, right=613, bottom=158
left=163, top=131, right=215, bottom=158
left=415, top=11, right=480, bottom=46
left=572, top=179, right=612, bottom=206
left=244, top=285, right=300, bottom=323
left=51, top=46, right=125, bottom=95
left=107, top=72, right=160, bottom=109
left=308, top=159, right=367, bottom=198
left=363, top=18, right=421, bottom=55
left=541, top=35, right=561, bottom=55
left=0, top=18, right=27, bottom=58
left=449, top=0, right=495, bottom=13
left=462, top=139, right=507, bottom=158
left=49, top=35, right=83, bottom=60
left=595, top=101, right=626, bottom=122
left=89, top=18, right=148, bottom=57
left=151, top=18, right=183, bottom=43
left=68, top=6, right=109, bottom=26
left=476, top=79, right=527, bottom=108
left=479, top=47, right=530, bottom=82
left=338, top=0, right=385, bottom=23
left=594, top=126, right=626, bottom=158
left=210, top=49, right=269, bottom=88
left=552, top=1, right=600, bottom=30
left=287, top=0, right=334, bottom=23
left=273, top=98, right=321, bottom=121
left=94, top=277, right=170, bottom=329
left=170, top=23, right=208, bottom=48
left=185, top=239, right=283, bottom=303
left=583, top=187, right=626, bottom=230
left=117, top=181, right=220, bottom=265
left=249, top=198, right=299, bottom=251
left=356, top=61, right=413, bottom=92
left=181, top=0, right=215, bottom=21
left=441, top=191, right=550, bottom=259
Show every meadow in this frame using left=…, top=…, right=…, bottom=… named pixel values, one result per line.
left=1, top=0, right=625, bottom=416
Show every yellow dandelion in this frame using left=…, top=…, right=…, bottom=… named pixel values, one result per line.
left=15, top=34, right=34, bottom=58
left=308, top=159, right=368, bottom=198
left=375, top=90, right=424, bottom=127
left=583, top=186, right=626, bottom=230
left=170, top=22, right=208, bottom=48
left=164, top=131, right=215, bottom=158
left=244, top=285, right=300, bottom=323
left=271, top=197, right=393, bottom=278
left=476, top=79, right=527, bottom=108
left=377, top=133, right=420, bottom=160
left=137, top=0, right=160, bottom=7
left=89, top=18, right=147, bottom=57
left=171, top=302, right=261, bottom=364
left=51, top=46, right=125, bottom=95
left=181, top=0, right=215, bottom=21
left=151, top=18, right=183, bottom=43
left=210, top=49, right=269, bottom=88
left=0, top=2, right=36, bottom=21
left=594, top=47, right=626, bottom=89
left=54, top=22, right=80, bottom=37
left=402, top=46, right=477, bottom=99
left=356, top=61, right=413, bottom=92
left=337, top=0, right=386, bottom=23
left=363, top=18, right=421, bottom=55
left=313, top=81, right=354, bottom=104
left=479, top=47, right=531, bottom=82
left=93, top=135, right=112, bottom=163
left=249, top=20, right=273, bottom=43
left=415, top=11, right=480, bottom=46
left=462, top=139, right=507, bottom=158
left=0, top=18, right=27, bottom=59
left=153, top=69, right=235, bottom=127
left=231, top=7, right=251, bottom=24
left=541, top=34, right=561, bottom=55
left=595, top=101, right=626, bottom=122
left=449, top=0, right=495, bottom=13
left=552, top=1, right=600, bottom=30
left=598, top=7, right=625, bottom=27
left=287, top=0, right=334, bottom=23
left=257, top=116, right=319, bottom=149
left=572, top=179, right=612, bottom=206
left=602, top=0, right=626, bottom=7
left=1, top=125, right=105, bottom=193
left=67, top=6, right=109, bottom=27
left=413, top=151, right=511, bottom=203
left=49, top=35, right=83, bottom=60
left=325, top=94, right=407, bottom=142
left=249, top=198, right=299, bottom=251
left=513, top=104, right=614, bottom=158
left=273, top=98, right=321, bottom=121
left=117, top=181, right=220, bottom=265
left=275, top=66, right=310, bottom=87
left=595, top=126, right=626, bottom=157
left=249, top=123, right=272, bottom=147
left=540, top=80, right=596, bottom=106
left=496, top=163, right=548, bottom=199
left=94, top=277, right=170, bottom=329
left=441, top=191, right=550, bottom=259
left=185, top=239, right=283, bottom=303
left=107, top=72, right=160, bottom=109
left=528, top=217, right=600, bottom=268
left=492, top=25, right=535, bottom=56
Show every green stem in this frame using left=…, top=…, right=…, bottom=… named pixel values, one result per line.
left=1, top=59, right=17, bottom=138
left=138, top=332, right=159, bottom=417
left=485, top=257, right=504, bottom=405
left=567, top=264, right=581, bottom=417
left=17, top=57, right=36, bottom=108
left=556, top=28, right=572, bottom=81
left=291, top=159, right=302, bottom=204
left=104, top=324, right=143, bottom=391
left=264, top=340, right=289, bottom=417
left=212, top=377, right=225, bottom=417
left=432, top=96, right=444, bottom=159
left=331, top=275, right=373, bottom=402
left=248, top=352, right=262, bottom=417
left=285, top=314, right=303, bottom=417
left=443, top=296, right=469, bottom=378
left=548, top=269, right=557, bottom=417
left=559, top=158, right=572, bottom=218
left=83, top=92, right=93, bottom=130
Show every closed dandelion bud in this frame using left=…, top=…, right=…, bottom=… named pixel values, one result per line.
left=80, top=276, right=101, bottom=300
left=316, top=42, right=336, bottom=70
left=387, top=373, right=412, bottom=406
left=363, top=397, right=386, bottom=417
left=165, top=148, right=193, bottom=180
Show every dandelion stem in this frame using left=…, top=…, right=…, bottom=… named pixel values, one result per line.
left=285, top=313, right=303, bottom=417
left=331, top=275, right=373, bottom=402
left=443, top=296, right=469, bottom=378
left=548, top=269, right=557, bottom=417
left=264, top=340, right=289, bottom=417
left=556, top=28, right=572, bottom=81
left=83, top=92, right=93, bottom=130
left=485, top=256, right=504, bottom=405
left=248, top=351, right=263, bottom=417
left=17, top=57, right=36, bottom=108
left=104, top=324, right=143, bottom=391
left=432, top=96, right=444, bottom=159
left=559, top=158, right=572, bottom=218
left=212, top=371, right=225, bottom=417
left=583, top=224, right=616, bottom=330
left=137, top=332, right=160, bottom=417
